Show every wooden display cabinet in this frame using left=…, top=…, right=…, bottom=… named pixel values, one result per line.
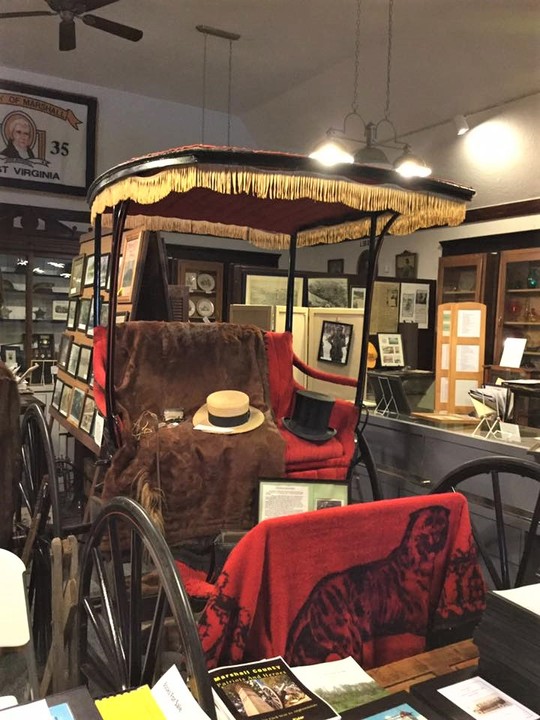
left=495, top=247, right=540, bottom=368
left=437, top=253, right=486, bottom=305
left=177, top=259, right=223, bottom=322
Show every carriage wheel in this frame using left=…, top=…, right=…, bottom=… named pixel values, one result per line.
left=17, top=402, right=61, bottom=668
left=78, top=496, right=216, bottom=718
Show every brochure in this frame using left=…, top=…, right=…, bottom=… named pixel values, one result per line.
left=208, top=656, right=340, bottom=720
left=437, top=676, right=538, bottom=719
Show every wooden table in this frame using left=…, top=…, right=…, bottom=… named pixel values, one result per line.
left=367, top=639, right=479, bottom=693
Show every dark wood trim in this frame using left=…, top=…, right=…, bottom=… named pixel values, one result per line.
left=440, top=229, right=538, bottom=257
left=464, top=199, right=540, bottom=224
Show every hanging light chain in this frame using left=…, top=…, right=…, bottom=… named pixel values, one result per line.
left=201, top=31, right=208, bottom=144
left=384, top=0, right=394, bottom=120
left=227, top=38, right=233, bottom=146
left=352, top=0, right=362, bottom=114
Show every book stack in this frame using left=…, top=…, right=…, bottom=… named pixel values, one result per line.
left=474, top=583, right=540, bottom=714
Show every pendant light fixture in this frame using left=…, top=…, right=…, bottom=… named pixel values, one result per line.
left=309, top=0, right=431, bottom=177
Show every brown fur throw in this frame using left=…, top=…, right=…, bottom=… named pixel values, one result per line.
left=102, top=322, right=285, bottom=543
left=0, top=362, right=21, bottom=549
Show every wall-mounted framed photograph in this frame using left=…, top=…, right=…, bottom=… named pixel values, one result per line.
left=258, top=478, right=349, bottom=522
left=66, top=299, right=78, bottom=330
left=68, top=386, right=86, bottom=425
left=51, top=378, right=64, bottom=410
left=69, top=256, right=85, bottom=297
left=395, top=250, right=418, bottom=279
left=59, top=384, right=72, bottom=417
left=100, top=302, right=109, bottom=328
left=307, top=277, right=348, bottom=307
left=378, top=333, right=405, bottom=367
left=99, top=254, right=110, bottom=290
left=86, top=302, right=95, bottom=338
left=118, top=229, right=145, bottom=303
left=2, top=344, right=22, bottom=368
left=57, top=333, right=73, bottom=370
left=66, top=343, right=81, bottom=377
left=327, top=258, right=344, bottom=274
left=52, top=299, right=69, bottom=321
left=83, top=254, right=95, bottom=287
left=318, top=320, right=353, bottom=365
left=77, top=297, right=91, bottom=332
left=350, top=286, right=366, bottom=310
left=244, top=272, right=304, bottom=307
left=0, top=79, right=96, bottom=196
left=80, top=396, right=96, bottom=434
left=93, top=412, right=105, bottom=446
left=77, top=345, right=92, bottom=382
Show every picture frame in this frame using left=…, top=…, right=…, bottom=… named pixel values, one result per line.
left=116, top=311, right=130, bottom=324
left=68, top=386, right=86, bottom=424
left=93, top=412, right=105, bottom=446
left=69, top=255, right=85, bottom=297
left=0, top=80, right=97, bottom=196
left=83, top=254, right=95, bottom=287
left=327, top=258, right=344, bottom=274
left=350, top=286, right=366, bottom=310
left=77, top=345, right=92, bottom=382
left=51, top=378, right=64, bottom=410
left=77, top=297, right=91, bottom=332
left=378, top=333, right=405, bottom=367
left=395, top=250, right=418, bottom=279
left=79, top=396, right=96, bottom=434
left=118, top=229, right=145, bottom=303
left=258, top=478, right=349, bottom=522
left=2, top=345, right=22, bottom=368
left=59, top=383, right=72, bottom=417
left=185, top=271, right=198, bottom=292
left=100, top=302, right=109, bottom=328
left=66, top=343, right=81, bottom=377
left=66, top=299, right=78, bottom=330
left=99, top=254, right=110, bottom=290
left=244, top=273, right=304, bottom=307
left=57, top=333, right=73, bottom=370
left=307, top=276, right=348, bottom=307
left=52, top=299, right=69, bottom=322
left=318, top=320, right=353, bottom=365
left=86, top=302, right=95, bottom=338
left=350, top=690, right=444, bottom=719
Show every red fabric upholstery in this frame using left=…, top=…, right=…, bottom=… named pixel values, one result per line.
left=93, top=325, right=107, bottom=417
left=264, top=331, right=359, bottom=480
left=197, top=493, right=486, bottom=669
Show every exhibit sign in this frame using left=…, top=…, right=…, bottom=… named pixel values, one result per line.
left=0, top=80, right=97, bottom=196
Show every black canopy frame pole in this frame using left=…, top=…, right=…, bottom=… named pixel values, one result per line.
left=105, top=199, right=130, bottom=448
left=355, top=211, right=400, bottom=407
left=284, top=232, right=297, bottom=332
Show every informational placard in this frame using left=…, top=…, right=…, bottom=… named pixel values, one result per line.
left=499, top=337, right=527, bottom=368
left=0, top=80, right=96, bottom=196
left=399, top=282, right=430, bottom=329
left=457, top=308, right=482, bottom=337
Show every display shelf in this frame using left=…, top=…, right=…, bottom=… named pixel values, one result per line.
left=178, top=259, right=223, bottom=322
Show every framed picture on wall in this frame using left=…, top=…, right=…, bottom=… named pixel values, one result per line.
left=118, top=230, right=145, bottom=303
left=244, top=273, right=304, bottom=307
left=350, top=286, right=366, bottom=310
left=317, top=320, right=353, bottom=365
left=307, top=277, right=348, bottom=307
left=0, top=80, right=97, bottom=196
left=395, top=250, right=418, bottom=279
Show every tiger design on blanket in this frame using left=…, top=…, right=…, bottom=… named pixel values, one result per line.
left=286, top=505, right=451, bottom=665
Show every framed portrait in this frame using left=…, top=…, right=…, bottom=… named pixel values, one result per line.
left=258, top=478, right=349, bottom=522
left=66, top=299, right=78, bottom=330
left=68, top=386, right=86, bottom=425
left=0, top=80, right=96, bottom=196
left=52, top=299, right=69, bottom=321
left=80, top=396, right=96, bottom=434
left=77, top=297, right=91, bottom=332
left=59, top=384, right=72, bottom=417
left=100, top=302, right=109, bottom=328
left=99, top=254, right=110, bottom=290
left=244, top=273, right=304, bottom=307
left=395, top=250, right=418, bottom=279
left=350, top=286, right=366, bottom=310
left=83, top=254, right=95, bottom=287
left=307, top=277, right=348, bottom=307
left=327, top=258, right=344, bottom=274
left=77, top=345, right=92, bottom=382
left=66, top=343, right=81, bottom=377
left=69, top=255, right=85, bottom=297
left=57, top=333, right=73, bottom=370
left=185, top=271, right=198, bottom=292
left=118, top=230, right=145, bottom=303
left=2, top=344, right=22, bottom=368
left=86, top=302, right=95, bottom=338
left=318, top=320, right=353, bottom=365
left=51, top=378, right=64, bottom=410
left=377, top=333, right=405, bottom=367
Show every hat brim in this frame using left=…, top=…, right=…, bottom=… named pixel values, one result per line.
left=192, top=404, right=265, bottom=434
left=282, top=418, right=337, bottom=444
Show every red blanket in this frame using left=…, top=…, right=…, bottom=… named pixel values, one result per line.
left=197, top=493, right=486, bottom=669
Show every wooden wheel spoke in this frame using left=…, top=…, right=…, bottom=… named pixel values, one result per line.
left=82, top=596, right=126, bottom=684
left=81, top=649, right=118, bottom=694
left=107, top=520, right=130, bottom=647
left=141, top=586, right=167, bottom=686
left=129, top=529, right=143, bottom=686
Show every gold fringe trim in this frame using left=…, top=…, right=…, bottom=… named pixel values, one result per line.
left=92, top=164, right=467, bottom=249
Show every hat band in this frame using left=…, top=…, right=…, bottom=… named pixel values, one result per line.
left=208, top=409, right=250, bottom=428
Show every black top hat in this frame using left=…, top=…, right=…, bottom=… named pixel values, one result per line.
left=283, top=389, right=336, bottom=444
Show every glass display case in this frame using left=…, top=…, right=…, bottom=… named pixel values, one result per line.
left=177, top=259, right=223, bottom=322
left=437, top=252, right=486, bottom=305
left=495, top=247, right=540, bottom=368
left=0, top=252, right=71, bottom=383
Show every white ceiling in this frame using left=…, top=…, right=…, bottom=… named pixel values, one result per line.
left=0, top=0, right=538, bottom=153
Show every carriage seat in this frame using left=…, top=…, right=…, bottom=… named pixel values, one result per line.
left=264, top=331, right=359, bottom=480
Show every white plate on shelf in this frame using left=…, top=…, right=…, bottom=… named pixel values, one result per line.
left=196, top=298, right=215, bottom=317
left=188, top=299, right=196, bottom=317
left=197, top=272, right=216, bottom=293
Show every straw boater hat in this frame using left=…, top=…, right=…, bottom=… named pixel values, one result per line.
left=192, top=390, right=264, bottom=434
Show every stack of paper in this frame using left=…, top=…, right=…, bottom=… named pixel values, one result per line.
left=474, top=583, right=540, bottom=714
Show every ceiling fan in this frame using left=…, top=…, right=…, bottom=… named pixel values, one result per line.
left=0, top=0, right=143, bottom=51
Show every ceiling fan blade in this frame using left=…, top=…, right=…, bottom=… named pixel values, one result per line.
left=59, top=19, right=76, bottom=51
left=0, top=11, right=55, bottom=19
left=81, top=0, right=120, bottom=12
left=82, top=14, right=142, bottom=42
